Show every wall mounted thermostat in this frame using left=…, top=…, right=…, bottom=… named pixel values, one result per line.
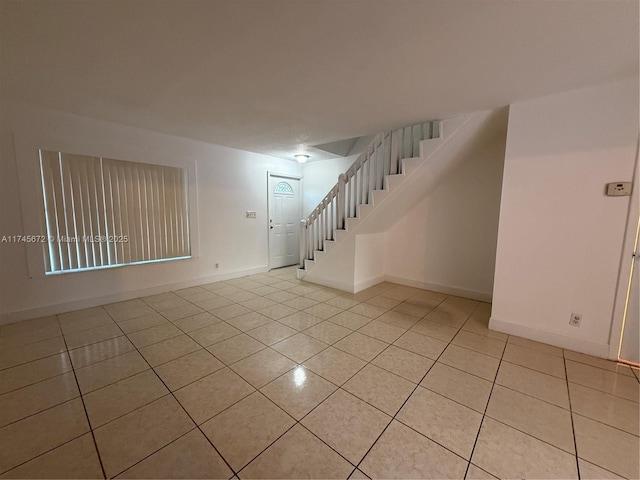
left=606, top=182, right=632, bottom=197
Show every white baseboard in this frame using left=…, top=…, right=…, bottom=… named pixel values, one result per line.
left=354, top=275, right=386, bottom=293
left=301, top=275, right=355, bottom=293
left=489, top=316, right=611, bottom=359
left=384, top=275, right=492, bottom=303
left=0, top=266, right=269, bottom=325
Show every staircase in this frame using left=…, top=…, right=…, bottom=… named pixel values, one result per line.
left=298, top=120, right=441, bottom=277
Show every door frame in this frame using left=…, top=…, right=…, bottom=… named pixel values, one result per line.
left=608, top=136, right=639, bottom=360
left=266, top=171, right=302, bottom=271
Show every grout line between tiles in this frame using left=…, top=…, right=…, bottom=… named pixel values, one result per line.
left=564, top=354, right=582, bottom=480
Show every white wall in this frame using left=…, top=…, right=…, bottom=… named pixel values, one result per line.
left=302, top=156, right=354, bottom=217
left=385, top=133, right=506, bottom=301
left=491, top=78, right=639, bottom=357
left=0, top=104, right=301, bottom=322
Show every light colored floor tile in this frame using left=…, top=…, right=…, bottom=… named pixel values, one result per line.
left=438, top=296, right=478, bottom=316
left=139, top=334, right=201, bottom=367
left=264, top=290, right=298, bottom=303
left=502, top=342, right=566, bottom=378
left=58, top=307, right=113, bottom=335
left=349, top=468, right=371, bottom=479
left=0, top=323, right=62, bottom=351
left=360, top=420, right=467, bottom=479
left=75, top=350, right=149, bottom=394
left=393, top=330, right=447, bottom=360
left=0, top=337, right=67, bottom=369
left=566, top=360, right=639, bottom=402
left=405, top=290, right=447, bottom=309
left=171, top=312, right=221, bottom=333
left=471, top=417, right=578, bottom=479
left=508, top=335, right=563, bottom=357
left=302, top=389, right=390, bottom=464
left=64, top=324, right=123, bottom=350
left=68, top=336, right=134, bottom=369
left=391, top=303, right=430, bottom=320
left=303, top=346, right=366, bottom=385
left=94, top=395, right=194, bottom=478
left=462, top=317, right=508, bottom=342
left=573, top=413, right=640, bottom=479
left=304, top=289, right=341, bottom=302
left=201, top=392, right=294, bottom=471
left=225, top=290, right=261, bottom=304
left=569, top=382, right=639, bottom=435
left=191, top=296, right=234, bottom=311
left=451, top=330, right=505, bottom=359
left=271, top=333, right=328, bottom=363
left=226, top=312, right=273, bottom=332
left=358, top=320, right=406, bottom=343
left=0, top=398, right=89, bottom=473
left=578, top=458, right=625, bottom=479
left=397, top=386, right=482, bottom=459
left=261, top=366, right=337, bottom=420
left=104, top=300, right=155, bottom=322
left=372, top=345, right=434, bottom=383
left=0, top=372, right=79, bottom=428
left=365, top=296, right=400, bottom=311
left=282, top=297, right=319, bottom=310
left=302, top=303, right=342, bottom=320
left=334, top=331, right=388, bottom=362
left=564, top=350, right=635, bottom=377
left=187, top=322, right=241, bottom=347
left=278, top=311, right=324, bottom=331
left=0, top=433, right=102, bottom=479
left=324, top=296, right=360, bottom=310
left=466, top=463, right=498, bottom=479
left=257, top=304, right=298, bottom=320
left=421, top=362, right=492, bottom=413
left=174, top=367, right=254, bottom=424
left=83, top=370, right=168, bottom=428
left=439, top=344, right=500, bottom=381
left=0, top=352, right=72, bottom=395
left=207, top=333, right=266, bottom=364
left=344, top=364, right=415, bottom=415
left=424, top=309, right=467, bottom=329
left=304, top=320, right=352, bottom=344
left=410, top=319, right=458, bottom=342
left=239, top=424, right=353, bottom=479
left=329, top=311, right=372, bottom=330
left=126, top=323, right=182, bottom=349
left=210, top=303, right=252, bottom=321
left=154, top=349, right=224, bottom=391
left=0, top=316, right=59, bottom=338
left=117, top=313, right=168, bottom=334
left=116, top=429, right=232, bottom=479
left=229, top=348, right=296, bottom=388
left=486, top=385, right=575, bottom=453
left=246, top=322, right=297, bottom=345
left=495, top=361, right=569, bottom=408
left=243, top=297, right=279, bottom=311
left=349, top=303, right=386, bottom=319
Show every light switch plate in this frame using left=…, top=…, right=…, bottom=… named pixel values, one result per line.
left=606, top=182, right=632, bottom=196
left=246, top=211, right=257, bottom=218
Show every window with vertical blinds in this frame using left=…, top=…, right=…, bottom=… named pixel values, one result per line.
left=39, top=150, right=190, bottom=274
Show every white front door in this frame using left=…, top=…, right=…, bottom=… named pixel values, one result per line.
left=269, top=175, right=300, bottom=269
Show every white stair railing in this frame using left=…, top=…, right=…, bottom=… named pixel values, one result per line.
left=300, top=120, right=441, bottom=267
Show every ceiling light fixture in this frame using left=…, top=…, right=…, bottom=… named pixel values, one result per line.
left=295, top=154, right=310, bottom=164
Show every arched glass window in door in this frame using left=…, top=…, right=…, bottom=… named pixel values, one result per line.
left=274, top=181, right=294, bottom=195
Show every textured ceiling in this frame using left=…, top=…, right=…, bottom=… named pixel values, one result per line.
left=1, top=0, right=638, bottom=161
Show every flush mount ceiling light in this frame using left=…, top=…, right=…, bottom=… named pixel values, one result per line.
left=294, top=154, right=310, bottom=164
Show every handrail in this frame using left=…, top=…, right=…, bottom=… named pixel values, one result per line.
left=300, top=120, right=440, bottom=266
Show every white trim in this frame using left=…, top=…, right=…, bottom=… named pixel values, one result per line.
left=608, top=135, right=640, bottom=360
left=266, top=171, right=302, bottom=270
left=354, top=275, right=386, bottom=293
left=384, top=275, right=492, bottom=302
left=490, top=316, right=610, bottom=358
left=301, top=275, right=357, bottom=293
left=0, top=266, right=269, bottom=325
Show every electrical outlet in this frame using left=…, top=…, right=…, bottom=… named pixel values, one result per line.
left=569, top=313, right=582, bottom=327
left=215, top=262, right=219, bottom=268
left=606, top=182, right=632, bottom=196
left=246, top=211, right=257, bottom=218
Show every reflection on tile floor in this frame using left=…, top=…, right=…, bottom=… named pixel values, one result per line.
left=0, top=267, right=638, bottom=479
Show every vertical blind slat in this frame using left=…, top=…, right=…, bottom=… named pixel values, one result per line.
left=39, top=150, right=189, bottom=273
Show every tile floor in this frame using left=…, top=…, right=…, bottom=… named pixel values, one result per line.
left=0, top=267, right=638, bottom=479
